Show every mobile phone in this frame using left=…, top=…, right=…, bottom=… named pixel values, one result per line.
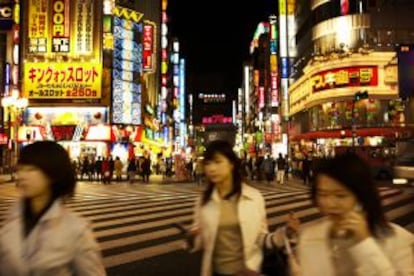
left=171, top=223, right=187, bottom=234
left=171, top=223, right=194, bottom=249
left=334, top=204, right=363, bottom=238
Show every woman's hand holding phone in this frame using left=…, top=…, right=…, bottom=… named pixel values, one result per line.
left=336, top=205, right=371, bottom=243
left=171, top=223, right=198, bottom=250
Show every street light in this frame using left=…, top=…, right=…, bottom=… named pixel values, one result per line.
left=1, top=89, right=28, bottom=179
left=351, top=90, right=369, bottom=149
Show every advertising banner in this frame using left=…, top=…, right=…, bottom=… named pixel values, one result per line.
left=28, top=0, right=49, bottom=53
left=24, top=62, right=102, bottom=99
left=112, top=6, right=143, bottom=125
left=73, top=0, right=94, bottom=54
left=51, top=0, right=70, bottom=53
left=143, top=21, right=155, bottom=71
left=311, top=66, right=378, bottom=93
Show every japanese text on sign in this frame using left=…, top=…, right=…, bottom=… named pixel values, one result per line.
left=51, top=0, right=70, bottom=53
left=24, top=62, right=102, bottom=99
left=28, top=0, right=49, bottom=53
left=74, top=0, right=93, bottom=54
left=143, top=22, right=155, bottom=71
left=311, top=66, right=378, bottom=92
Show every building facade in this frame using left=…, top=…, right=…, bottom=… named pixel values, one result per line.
left=0, top=0, right=184, bottom=168
left=288, top=0, right=414, bottom=174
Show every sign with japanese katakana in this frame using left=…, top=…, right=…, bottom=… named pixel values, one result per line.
left=24, top=62, right=102, bottom=99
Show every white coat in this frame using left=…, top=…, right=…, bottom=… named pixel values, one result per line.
left=298, top=218, right=414, bottom=276
left=192, top=183, right=268, bottom=276
left=0, top=199, right=106, bottom=276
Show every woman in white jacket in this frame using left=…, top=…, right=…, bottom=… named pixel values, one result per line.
left=298, top=153, right=414, bottom=276
left=189, top=140, right=288, bottom=276
left=0, top=141, right=106, bottom=276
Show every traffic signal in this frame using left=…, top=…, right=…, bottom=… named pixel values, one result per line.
left=354, top=90, right=369, bottom=101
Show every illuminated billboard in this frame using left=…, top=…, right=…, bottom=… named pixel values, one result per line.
left=23, top=62, right=102, bottom=99
left=72, top=0, right=94, bottom=54
left=143, top=21, right=155, bottom=72
left=28, top=0, right=49, bottom=53
left=26, top=0, right=95, bottom=55
left=111, top=6, right=143, bottom=125
left=51, top=0, right=70, bottom=53
left=311, top=66, right=378, bottom=93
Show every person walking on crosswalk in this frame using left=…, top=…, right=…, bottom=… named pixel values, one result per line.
left=186, top=140, right=295, bottom=276
left=0, top=141, right=106, bottom=275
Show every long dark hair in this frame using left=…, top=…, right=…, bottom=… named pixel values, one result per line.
left=201, top=140, right=243, bottom=205
left=311, top=153, right=392, bottom=237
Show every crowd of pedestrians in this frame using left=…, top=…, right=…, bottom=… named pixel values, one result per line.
left=242, top=153, right=290, bottom=185
left=72, top=154, right=153, bottom=184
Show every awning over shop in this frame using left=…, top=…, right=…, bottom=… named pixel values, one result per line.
left=290, top=127, right=413, bottom=141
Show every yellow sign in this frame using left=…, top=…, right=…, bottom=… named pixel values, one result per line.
left=279, top=0, right=286, bottom=15
left=24, top=62, right=102, bottom=99
left=73, top=0, right=94, bottom=54
left=113, top=6, right=144, bottom=23
left=28, top=0, right=49, bottom=53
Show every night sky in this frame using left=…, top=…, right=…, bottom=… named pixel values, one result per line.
left=167, top=0, right=278, bottom=96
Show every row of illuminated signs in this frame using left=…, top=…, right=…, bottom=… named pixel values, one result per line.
left=311, top=66, right=378, bottom=93
left=27, top=0, right=94, bottom=55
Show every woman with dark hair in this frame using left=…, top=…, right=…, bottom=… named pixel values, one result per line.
left=297, top=153, right=413, bottom=275
left=0, top=141, right=106, bottom=275
left=188, top=140, right=298, bottom=276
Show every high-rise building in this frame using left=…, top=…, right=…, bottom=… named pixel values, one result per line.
left=288, top=0, right=414, bottom=178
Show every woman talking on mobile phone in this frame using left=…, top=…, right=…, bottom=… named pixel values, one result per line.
left=297, top=153, right=413, bottom=276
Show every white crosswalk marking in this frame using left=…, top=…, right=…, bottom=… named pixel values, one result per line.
left=0, top=182, right=413, bottom=270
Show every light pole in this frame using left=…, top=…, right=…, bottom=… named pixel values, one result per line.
left=1, top=89, right=28, bottom=179
left=351, top=90, right=368, bottom=150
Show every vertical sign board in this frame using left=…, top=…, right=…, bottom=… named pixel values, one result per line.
left=28, top=0, right=49, bottom=53
left=51, top=0, right=70, bottom=53
left=143, top=21, right=154, bottom=72
left=73, top=0, right=94, bottom=55
left=112, top=6, right=143, bottom=125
